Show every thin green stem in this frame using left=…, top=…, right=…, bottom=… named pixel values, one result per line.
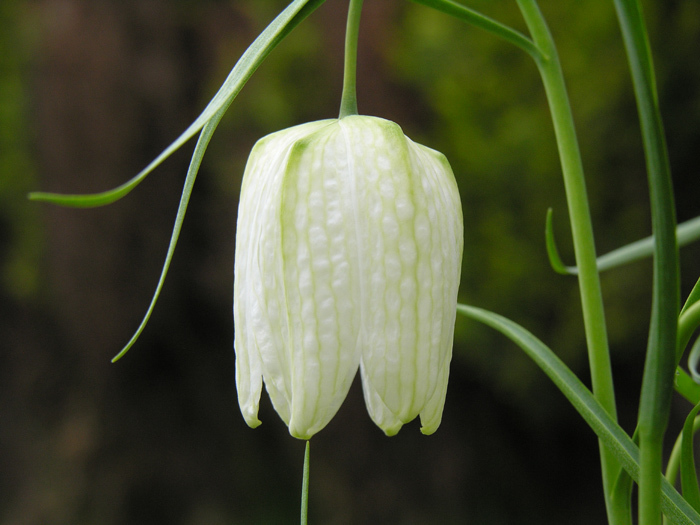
left=640, top=439, right=664, bottom=525
left=339, top=0, right=364, bottom=118
left=515, top=1, right=622, bottom=522
left=300, top=440, right=310, bottom=525
left=612, top=1, right=679, bottom=523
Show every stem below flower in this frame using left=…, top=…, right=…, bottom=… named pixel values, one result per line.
left=300, top=440, right=310, bottom=525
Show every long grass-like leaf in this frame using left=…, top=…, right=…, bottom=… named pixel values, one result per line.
left=110, top=109, right=221, bottom=362
left=544, top=208, right=570, bottom=275
left=667, top=415, right=700, bottom=487
left=545, top=214, right=700, bottom=276
left=31, top=0, right=328, bottom=359
left=686, top=337, right=700, bottom=386
left=681, top=278, right=700, bottom=316
left=680, top=401, right=700, bottom=512
left=662, top=282, right=700, bottom=403
left=676, top=368, right=700, bottom=405
left=408, top=0, right=544, bottom=62
left=456, top=303, right=700, bottom=524
left=679, top=300, right=700, bottom=363
left=28, top=0, right=326, bottom=208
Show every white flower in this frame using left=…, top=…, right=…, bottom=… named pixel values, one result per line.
left=234, top=115, right=463, bottom=439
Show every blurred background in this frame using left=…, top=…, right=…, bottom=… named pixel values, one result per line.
left=2, top=0, right=700, bottom=523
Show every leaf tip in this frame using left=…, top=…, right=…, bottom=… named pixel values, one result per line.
left=545, top=208, right=577, bottom=276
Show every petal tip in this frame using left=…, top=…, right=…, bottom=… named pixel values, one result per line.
left=419, top=408, right=443, bottom=435
left=419, top=422, right=440, bottom=435
left=243, top=412, right=262, bottom=429
left=380, top=422, right=404, bottom=437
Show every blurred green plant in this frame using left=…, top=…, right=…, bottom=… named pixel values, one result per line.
left=1, top=0, right=42, bottom=299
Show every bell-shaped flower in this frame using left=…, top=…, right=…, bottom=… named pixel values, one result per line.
left=234, top=115, right=463, bottom=440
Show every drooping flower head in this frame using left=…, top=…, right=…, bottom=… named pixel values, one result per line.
left=234, top=115, right=463, bottom=439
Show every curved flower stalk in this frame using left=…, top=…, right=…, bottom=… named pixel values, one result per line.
left=234, top=115, right=463, bottom=439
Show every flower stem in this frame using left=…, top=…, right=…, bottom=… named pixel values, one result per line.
left=300, top=440, right=310, bottom=525
left=515, top=1, right=623, bottom=522
left=611, top=1, right=679, bottom=523
left=339, top=0, right=364, bottom=118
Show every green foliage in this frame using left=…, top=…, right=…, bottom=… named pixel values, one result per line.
left=0, top=0, right=41, bottom=299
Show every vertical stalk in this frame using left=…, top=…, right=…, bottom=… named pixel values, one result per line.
left=301, top=440, right=310, bottom=525
left=515, top=1, right=623, bottom=522
left=612, top=1, right=679, bottom=523
left=339, top=0, right=364, bottom=118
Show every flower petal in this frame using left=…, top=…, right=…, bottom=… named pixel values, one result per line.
left=419, top=350, right=451, bottom=435
left=281, top=123, right=364, bottom=438
left=234, top=120, right=333, bottom=428
left=343, top=116, right=462, bottom=432
left=359, top=360, right=404, bottom=436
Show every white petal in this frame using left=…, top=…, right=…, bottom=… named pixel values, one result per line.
left=343, top=115, right=462, bottom=432
left=234, top=120, right=334, bottom=429
left=282, top=123, right=364, bottom=438
left=359, top=360, right=404, bottom=436
left=419, top=350, right=452, bottom=435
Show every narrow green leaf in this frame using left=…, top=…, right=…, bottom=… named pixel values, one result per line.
left=680, top=401, right=700, bottom=512
left=111, top=0, right=328, bottom=359
left=687, top=337, right=700, bottom=385
left=545, top=215, right=700, bottom=276
left=456, top=303, right=700, bottom=524
left=666, top=415, right=700, bottom=488
left=111, top=108, right=223, bottom=362
left=595, top=217, right=698, bottom=274
left=544, top=208, right=573, bottom=275
left=676, top=368, right=700, bottom=405
left=678, top=282, right=700, bottom=364
left=408, top=0, right=544, bottom=62
left=29, top=0, right=328, bottom=359
left=28, top=0, right=326, bottom=208
left=681, top=277, right=700, bottom=316
left=679, top=300, right=700, bottom=362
